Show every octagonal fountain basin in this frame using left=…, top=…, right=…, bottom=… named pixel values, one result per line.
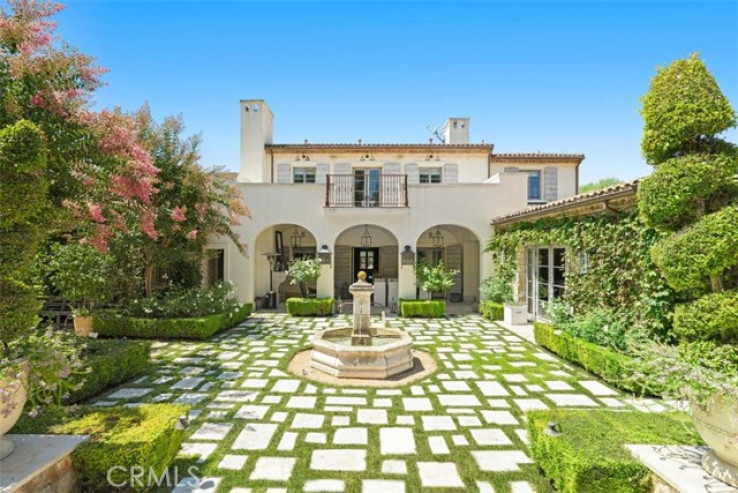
left=310, top=327, right=414, bottom=379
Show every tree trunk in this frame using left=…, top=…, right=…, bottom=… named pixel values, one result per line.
left=711, top=274, right=724, bottom=293
left=300, top=281, right=308, bottom=298
left=144, top=264, right=154, bottom=297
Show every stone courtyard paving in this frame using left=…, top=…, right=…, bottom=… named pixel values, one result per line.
left=94, top=314, right=673, bottom=493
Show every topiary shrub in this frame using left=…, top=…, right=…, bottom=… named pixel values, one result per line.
left=639, top=54, right=738, bottom=346
left=527, top=409, right=701, bottom=493
left=286, top=297, right=333, bottom=316
left=94, top=303, right=252, bottom=340
left=399, top=299, right=446, bottom=318
left=480, top=301, right=503, bottom=321
left=673, top=290, right=738, bottom=344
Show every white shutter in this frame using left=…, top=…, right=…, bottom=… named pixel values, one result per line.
left=544, top=167, right=558, bottom=201
left=334, top=163, right=351, bottom=175
left=277, top=163, right=292, bottom=183
left=405, top=163, right=419, bottom=184
left=444, top=163, right=459, bottom=184
left=315, top=163, right=330, bottom=184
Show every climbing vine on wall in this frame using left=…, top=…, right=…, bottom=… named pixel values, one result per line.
left=487, top=211, right=678, bottom=339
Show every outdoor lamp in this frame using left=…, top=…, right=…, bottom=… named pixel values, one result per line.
left=401, top=245, right=416, bottom=266
left=318, top=245, right=332, bottom=266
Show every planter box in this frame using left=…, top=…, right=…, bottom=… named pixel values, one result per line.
left=504, top=303, right=527, bottom=325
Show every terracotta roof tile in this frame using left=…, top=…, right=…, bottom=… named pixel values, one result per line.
left=490, top=179, right=639, bottom=225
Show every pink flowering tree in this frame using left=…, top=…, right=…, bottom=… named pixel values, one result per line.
left=0, top=0, right=159, bottom=249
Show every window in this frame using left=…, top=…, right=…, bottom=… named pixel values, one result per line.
left=293, top=167, right=316, bottom=183
left=419, top=168, right=442, bottom=184
left=206, top=249, right=225, bottom=287
left=578, top=250, right=589, bottom=274
left=527, top=171, right=542, bottom=201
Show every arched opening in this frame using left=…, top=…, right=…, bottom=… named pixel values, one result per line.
left=415, top=225, right=481, bottom=303
left=253, top=224, right=318, bottom=304
left=334, top=225, right=399, bottom=307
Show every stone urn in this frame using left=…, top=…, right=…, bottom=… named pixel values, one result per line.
left=691, top=393, right=738, bottom=487
left=73, top=312, right=94, bottom=337
left=0, top=360, right=29, bottom=460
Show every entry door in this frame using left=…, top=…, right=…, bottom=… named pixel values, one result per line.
left=354, top=248, right=379, bottom=284
left=354, top=169, right=381, bottom=207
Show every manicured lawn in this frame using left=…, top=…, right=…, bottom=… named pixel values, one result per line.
left=91, top=314, right=678, bottom=493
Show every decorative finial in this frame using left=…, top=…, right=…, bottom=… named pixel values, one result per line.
left=357, top=271, right=367, bottom=280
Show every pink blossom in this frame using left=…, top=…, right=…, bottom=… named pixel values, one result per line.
left=87, top=202, right=105, bottom=223
left=170, top=206, right=186, bottom=222
left=29, top=92, right=44, bottom=107
left=140, top=211, right=158, bottom=240
left=187, top=229, right=198, bottom=240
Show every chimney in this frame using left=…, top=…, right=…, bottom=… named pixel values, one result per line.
left=239, top=99, right=274, bottom=183
left=443, top=118, right=470, bottom=144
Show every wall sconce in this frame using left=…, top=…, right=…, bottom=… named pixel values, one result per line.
left=401, top=245, right=416, bottom=266
left=318, top=245, right=332, bottom=266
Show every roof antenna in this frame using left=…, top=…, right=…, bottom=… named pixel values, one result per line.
left=425, top=124, right=445, bottom=144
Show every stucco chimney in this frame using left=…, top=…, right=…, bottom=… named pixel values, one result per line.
left=443, top=118, right=470, bottom=144
left=239, top=99, right=274, bottom=183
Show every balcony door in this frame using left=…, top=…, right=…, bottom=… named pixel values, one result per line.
left=354, top=169, right=381, bottom=207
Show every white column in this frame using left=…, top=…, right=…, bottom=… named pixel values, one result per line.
left=317, top=264, right=334, bottom=299
left=398, top=260, right=416, bottom=300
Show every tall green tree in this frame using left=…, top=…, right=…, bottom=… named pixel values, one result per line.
left=637, top=54, right=738, bottom=344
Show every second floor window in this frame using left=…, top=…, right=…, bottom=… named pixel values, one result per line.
left=294, top=167, right=316, bottom=184
left=419, top=168, right=442, bottom=184
left=527, top=170, right=542, bottom=201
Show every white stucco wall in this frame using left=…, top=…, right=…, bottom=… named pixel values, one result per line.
left=208, top=172, right=530, bottom=303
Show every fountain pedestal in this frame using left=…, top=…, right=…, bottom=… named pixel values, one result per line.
left=349, top=276, right=375, bottom=345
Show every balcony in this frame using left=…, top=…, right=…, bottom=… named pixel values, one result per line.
left=325, top=174, right=408, bottom=208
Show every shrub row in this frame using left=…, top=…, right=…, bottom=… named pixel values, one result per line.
left=399, top=299, right=445, bottom=318
left=68, top=339, right=151, bottom=404
left=673, top=289, right=738, bottom=344
left=527, top=409, right=701, bottom=493
left=286, top=297, right=334, bottom=316
left=15, top=404, right=188, bottom=492
left=534, top=322, right=648, bottom=395
left=94, top=303, right=252, bottom=340
left=479, top=301, right=503, bottom=321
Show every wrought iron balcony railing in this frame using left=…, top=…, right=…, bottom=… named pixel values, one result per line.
left=325, top=174, right=408, bottom=208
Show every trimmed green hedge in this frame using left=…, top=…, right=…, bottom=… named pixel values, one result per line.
left=68, top=339, right=151, bottom=404
left=286, top=297, right=334, bottom=316
left=527, top=409, right=701, bottom=493
left=399, top=299, right=445, bottom=318
left=480, top=301, right=503, bottom=321
left=534, top=322, right=649, bottom=395
left=94, top=303, right=252, bottom=340
left=14, top=404, right=188, bottom=492
left=673, top=289, right=738, bottom=344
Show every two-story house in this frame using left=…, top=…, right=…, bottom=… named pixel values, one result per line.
left=206, top=99, right=584, bottom=309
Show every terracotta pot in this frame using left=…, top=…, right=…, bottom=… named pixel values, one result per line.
left=0, top=360, right=29, bottom=461
left=74, top=313, right=94, bottom=337
left=691, top=393, right=738, bottom=487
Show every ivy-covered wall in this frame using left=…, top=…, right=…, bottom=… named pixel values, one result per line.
left=488, top=211, right=678, bottom=339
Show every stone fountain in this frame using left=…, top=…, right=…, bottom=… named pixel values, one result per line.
left=310, top=272, right=414, bottom=379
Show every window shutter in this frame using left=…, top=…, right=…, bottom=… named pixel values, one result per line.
left=544, top=167, right=558, bottom=201
left=444, top=163, right=459, bottom=184
left=405, top=163, right=419, bottom=184
left=315, top=163, right=330, bottom=184
left=277, top=163, right=292, bottom=183
left=334, top=163, right=351, bottom=175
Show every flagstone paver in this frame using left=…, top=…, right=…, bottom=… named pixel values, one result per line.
left=95, top=313, right=676, bottom=492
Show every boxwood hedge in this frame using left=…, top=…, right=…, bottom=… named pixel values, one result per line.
left=479, top=301, right=503, bottom=321
left=94, top=303, right=252, bottom=340
left=399, top=299, right=445, bottom=318
left=286, top=297, right=334, bottom=316
left=527, top=409, right=701, bottom=493
left=68, top=339, right=151, bottom=404
left=534, top=322, right=650, bottom=395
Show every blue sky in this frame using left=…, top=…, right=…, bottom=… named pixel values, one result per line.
left=58, top=1, right=737, bottom=184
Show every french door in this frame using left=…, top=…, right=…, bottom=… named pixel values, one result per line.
left=525, top=246, right=566, bottom=320
left=354, top=169, right=381, bottom=207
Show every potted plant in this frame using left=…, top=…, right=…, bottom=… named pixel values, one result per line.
left=47, top=243, right=113, bottom=336
left=636, top=54, right=738, bottom=485
left=416, top=260, right=458, bottom=304
left=287, top=258, right=321, bottom=298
